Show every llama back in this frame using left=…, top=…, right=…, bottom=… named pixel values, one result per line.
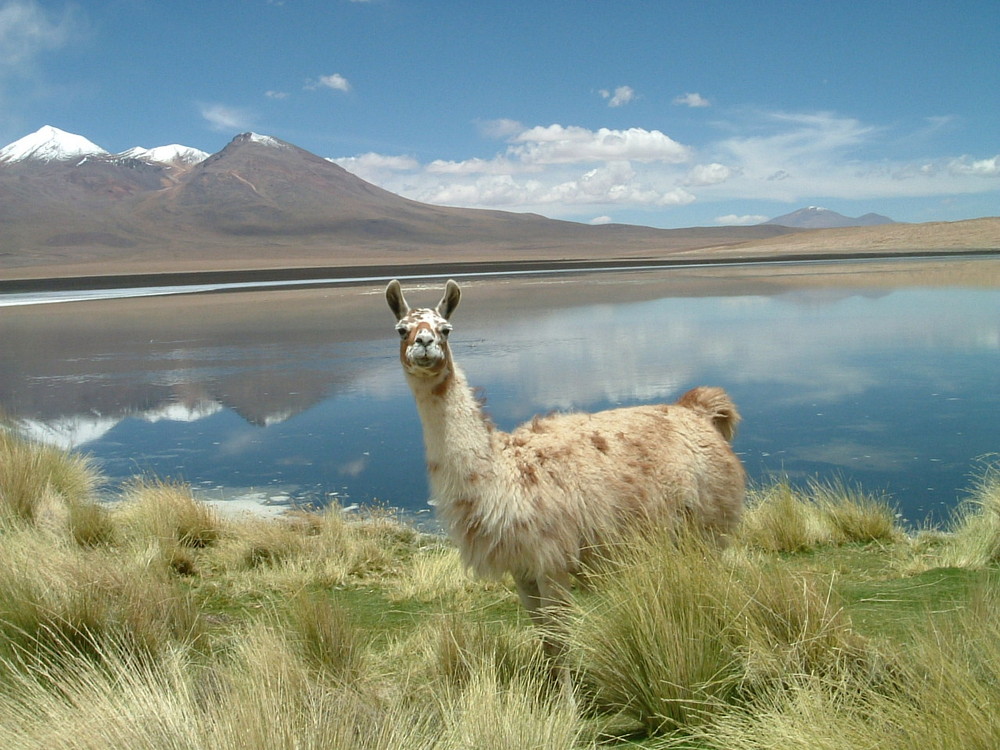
left=675, top=386, right=741, bottom=442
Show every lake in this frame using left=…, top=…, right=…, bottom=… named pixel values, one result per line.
left=2, top=256, right=997, bottom=526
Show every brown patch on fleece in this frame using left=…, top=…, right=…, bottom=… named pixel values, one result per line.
left=518, top=462, right=540, bottom=486
left=533, top=445, right=571, bottom=465
left=590, top=433, right=610, bottom=453
left=431, top=371, right=453, bottom=397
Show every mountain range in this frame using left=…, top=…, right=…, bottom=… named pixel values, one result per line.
left=0, top=126, right=800, bottom=278
left=762, top=206, right=896, bottom=229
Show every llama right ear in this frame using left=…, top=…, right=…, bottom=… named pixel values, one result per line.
left=437, top=279, right=461, bottom=320
left=386, top=279, right=410, bottom=321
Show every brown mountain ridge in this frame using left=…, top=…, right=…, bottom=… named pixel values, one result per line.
left=1, top=132, right=801, bottom=279
left=2, top=131, right=997, bottom=282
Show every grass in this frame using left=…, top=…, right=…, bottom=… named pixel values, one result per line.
left=2, top=426, right=1000, bottom=748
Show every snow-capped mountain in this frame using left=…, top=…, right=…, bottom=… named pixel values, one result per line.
left=0, top=125, right=207, bottom=167
left=762, top=206, right=896, bottom=229
left=0, top=125, right=108, bottom=164
left=120, top=144, right=209, bottom=166
left=0, top=125, right=798, bottom=271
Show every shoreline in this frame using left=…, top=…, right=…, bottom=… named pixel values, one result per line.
left=2, top=247, right=997, bottom=295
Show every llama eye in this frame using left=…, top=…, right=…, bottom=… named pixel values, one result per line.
left=440, top=325, right=452, bottom=337
left=396, top=326, right=408, bottom=338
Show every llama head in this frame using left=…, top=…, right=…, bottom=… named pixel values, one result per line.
left=386, top=279, right=461, bottom=378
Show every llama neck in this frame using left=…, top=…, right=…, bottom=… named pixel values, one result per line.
left=406, top=363, right=496, bottom=495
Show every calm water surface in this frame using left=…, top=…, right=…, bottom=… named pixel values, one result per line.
left=2, top=258, right=997, bottom=526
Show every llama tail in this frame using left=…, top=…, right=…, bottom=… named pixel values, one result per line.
left=675, top=386, right=741, bottom=442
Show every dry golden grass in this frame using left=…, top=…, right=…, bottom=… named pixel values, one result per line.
left=740, top=477, right=903, bottom=553
left=2, top=430, right=1000, bottom=748
left=566, top=533, right=876, bottom=734
left=0, top=427, right=101, bottom=529
left=933, top=459, right=1000, bottom=569
left=697, top=584, right=1000, bottom=750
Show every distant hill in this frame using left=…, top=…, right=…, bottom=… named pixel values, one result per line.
left=762, top=206, right=896, bottom=229
left=0, top=126, right=800, bottom=278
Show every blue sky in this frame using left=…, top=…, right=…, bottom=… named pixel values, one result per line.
left=1, top=0, right=997, bottom=228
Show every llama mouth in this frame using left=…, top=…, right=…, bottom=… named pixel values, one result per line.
left=408, top=351, right=444, bottom=370
left=408, top=344, right=444, bottom=367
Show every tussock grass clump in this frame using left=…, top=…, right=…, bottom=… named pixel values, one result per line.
left=935, top=460, right=1000, bottom=568
left=810, top=478, right=903, bottom=545
left=0, top=529, right=203, bottom=668
left=566, top=533, right=878, bottom=734
left=116, top=479, right=223, bottom=549
left=740, top=479, right=825, bottom=552
left=0, top=427, right=108, bottom=543
left=698, top=583, right=1000, bottom=750
left=433, top=662, right=584, bottom=750
left=282, top=590, right=368, bottom=681
left=403, top=614, right=545, bottom=693
left=0, top=641, right=205, bottom=750
left=0, top=623, right=583, bottom=750
left=740, top=477, right=903, bottom=553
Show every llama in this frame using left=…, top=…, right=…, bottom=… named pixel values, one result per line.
left=386, top=279, right=745, bottom=665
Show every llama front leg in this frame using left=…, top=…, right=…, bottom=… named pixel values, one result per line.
left=515, top=576, right=544, bottom=626
left=517, top=573, right=575, bottom=697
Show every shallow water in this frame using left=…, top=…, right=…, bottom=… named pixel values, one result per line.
left=2, top=257, right=998, bottom=526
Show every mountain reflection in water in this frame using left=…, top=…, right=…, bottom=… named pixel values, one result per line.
left=2, top=258, right=998, bottom=526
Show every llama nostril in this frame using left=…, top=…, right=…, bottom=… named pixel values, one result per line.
left=415, top=331, right=435, bottom=346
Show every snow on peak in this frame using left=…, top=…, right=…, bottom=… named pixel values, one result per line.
left=121, top=144, right=209, bottom=166
left=0, top=125, right=108, bottom=164
left=245, top=132, right=287, bottom=149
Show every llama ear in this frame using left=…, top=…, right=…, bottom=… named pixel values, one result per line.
left=437, top=279, right=461, bottom=320
left=385, top=279, right=410, bottom=321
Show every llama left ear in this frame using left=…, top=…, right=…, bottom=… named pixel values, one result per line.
left=386, top=279, right=410, bottom=321
left=437, top=279, right=461, bottom=320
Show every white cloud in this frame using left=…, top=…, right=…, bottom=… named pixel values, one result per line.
left=948, top=155, right=1000, bottom=177
left=599, top=85, right=636, bottom=107
left=367, top=124, right=696, bottom=213
left=0, top=0, right=76, bottom=67
left=265, top=90, right=289, bottom=100
left=674, top=92, right=710, bottom=108
left=715, top=214, right=769, bottom=226
left=426, top=156, right=513, bottom=175
left=413, top=158, right=694, bottom=212
left=424, top=174, right=531, bottom=208
left=308, top=73, right=351, bottom=93
left=719, top=111, right=873, bottom=169
left=199, top=103, right=255, bottom=132
left=684, top=162, right=734, bottom=186
left=658, top=187, right=697, bottom=206
left=332, top=151, right=418, bottom=174
left=510, top=124, right=691, bottom=165
left=331, top=110, right=1000, bottom=222
left=329, top=152, right=420, bottom=185
left=589, top=215, right=613, bottom=225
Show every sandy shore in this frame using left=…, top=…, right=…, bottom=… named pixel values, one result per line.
left=3, top=247, right=998, bottom=296
left=1, top=217, right=996, bottom=293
